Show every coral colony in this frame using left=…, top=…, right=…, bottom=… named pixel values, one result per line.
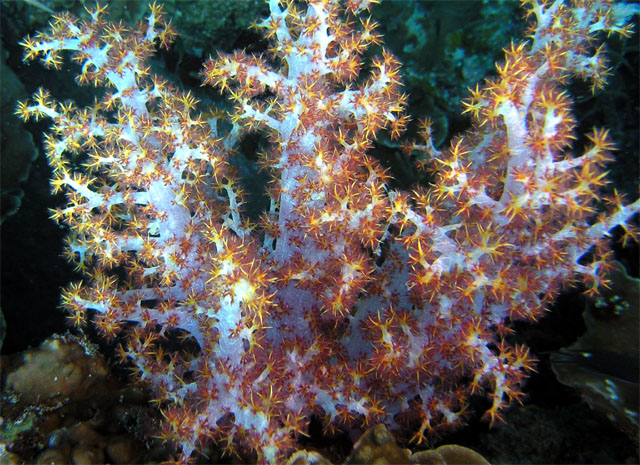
left=16, top=0, right=639, bottom=462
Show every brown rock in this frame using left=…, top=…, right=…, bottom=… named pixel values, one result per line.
left=346, top=424, right=412, bottom=464
left=35, top=448, right=70, bottom=464
left=5, top=336, right=110, bottom=407
left=68, top=422, right=105, bottom=447
left=71, top=444, right=105, bottom=465
left=285, top=450, right=334, bottom=465
left=105, top=435, right=139, bottom=464
left=413, top=445, right=491, bottom=465
left=344, top=424, right=491, bottom=465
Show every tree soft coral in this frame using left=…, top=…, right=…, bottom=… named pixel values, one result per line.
left=17, top=0, right=639, bottom=462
